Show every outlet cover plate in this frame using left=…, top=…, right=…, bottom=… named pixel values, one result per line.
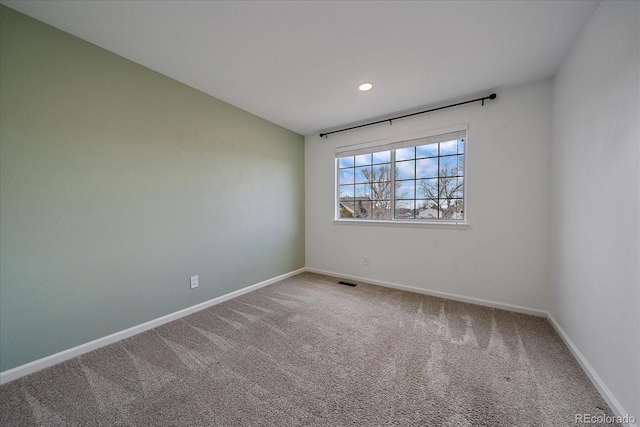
left=190, top=275, right=199, bottom=289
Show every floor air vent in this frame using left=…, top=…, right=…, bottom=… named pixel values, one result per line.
left=338, top=281, right=357, bottom=287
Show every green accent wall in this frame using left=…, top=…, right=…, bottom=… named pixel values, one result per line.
left=0, top=6, right=305, bottom=372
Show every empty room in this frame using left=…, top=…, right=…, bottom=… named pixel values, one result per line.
left=0, top=1, right=638, bottom=426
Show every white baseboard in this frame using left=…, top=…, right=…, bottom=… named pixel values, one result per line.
left=0, top=268, right=305, bottom=385
left=305, top=267, right=548, bottom=317
left=546, top=313, right=637, bottom=427
left=306, top=267, right=636, bottom=427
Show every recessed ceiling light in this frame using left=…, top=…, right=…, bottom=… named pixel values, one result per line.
left=358, top=82, right=373, bottom=92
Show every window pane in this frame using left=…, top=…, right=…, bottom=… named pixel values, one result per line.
left=396, top=180, right=415, bottom=199
left=339, top=156, right=354, bottom=168
left=339, top=201, right=355, bottom=218
left=339, top=184, right=354, bottom=198
left=439, top=199, right=464, bottom=219
left=417, top=201, right=439, bottom=219
left=370, top=180, right=391, bottom=202
left=440, top=139, right=457, bottom=155
left=416, top=143, right=438, bottom=158
left=452, top=177, right=464, bottom=198
left=396, top=160, right=415, bottom=180
left=372, top=151, right=390, bottom=164
left=435, top=177, right=462, bottom=202
left=371, top=164, right=392, bottom=182
left=417, top=178, right=439, bottom=199
left=395, top=199, right=415, bottom=219
left=416, top=158, right=438, bottom=178
left=371, top=201, right=391, bottom=220
left=355, top=183, right=371, bottom=198
left=339, top=168, right=354, bottom=185
left=458, top=138, right=465, bottom=154
left=355, top=166, right=371, bottom=183
left=396, top=147, right=415, bottom=161
left=440, top=155, right=461, bottom=176
left=355, top=153, right=372, bottom=166
left=354, top=200, right=372, bottom=219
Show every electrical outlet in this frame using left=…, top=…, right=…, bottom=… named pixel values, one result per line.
left=363, top=256, right=369, bottom=266
left=190, top=275, right=199, bottom=289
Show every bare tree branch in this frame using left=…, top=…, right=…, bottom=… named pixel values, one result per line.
left=418, top=163, right=463, bottom=219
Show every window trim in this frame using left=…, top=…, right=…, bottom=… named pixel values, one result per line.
left=334, top=125, right=469, bottom=226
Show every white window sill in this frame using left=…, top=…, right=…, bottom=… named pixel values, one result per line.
left=333, top=219, right=469, bottom=229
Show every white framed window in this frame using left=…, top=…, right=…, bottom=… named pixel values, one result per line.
left=335, top=126, right=467, bottom=224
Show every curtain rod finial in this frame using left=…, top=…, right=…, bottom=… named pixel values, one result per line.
left=489, top=93, right=497, bottom=100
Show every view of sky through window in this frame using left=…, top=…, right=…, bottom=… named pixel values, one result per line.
left=337, top=136, right=465, bottom=222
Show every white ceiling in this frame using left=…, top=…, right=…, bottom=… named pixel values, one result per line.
left=1, top=0, right=599, bottom=136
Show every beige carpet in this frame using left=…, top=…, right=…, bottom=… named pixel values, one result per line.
left=0, top=272, right=618, bottom=426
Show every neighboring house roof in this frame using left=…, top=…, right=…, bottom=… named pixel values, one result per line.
left=340, top=197, right=462, bottom=220
left=339, top=197, right=370, bottom=214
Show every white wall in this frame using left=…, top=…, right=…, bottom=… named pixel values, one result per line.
left=306, top=79, right=552, bottom=311
left=551, top=0, right=639, bottom=420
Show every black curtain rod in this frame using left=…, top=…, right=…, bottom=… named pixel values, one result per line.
left=319, top=93, right=497, bottom=138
